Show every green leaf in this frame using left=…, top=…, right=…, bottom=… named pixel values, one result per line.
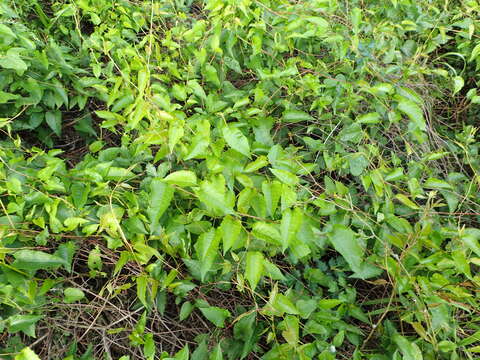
left=470, top=43, right=480, bottom=62
left=272, top=293, right=299, bottom=315
left=351, top=7, right=362, bottom=32
left=397, top=96, right=426, bottom=131
left=196, top=176, right=234, bottom=215
left=357, top=112, right=380, bottom=124
left=395, top=194, right=420, bottom=210
left=224, top=56, right=242, bottom=73
left=169, top=123, right=184, bottom=152
left=71, top=182, right=89, bottom=209
left=0, top=24, right=16, bottom=40
left=8, top=314, right=42, bottom=337
left=111, top=94, right=134, bottom=112
left=95, top=110, right=124, bottom=122
left=13, top=250, right=65, bottom=272
left=137, top=69, right=149, bottom=96
left=281, top=315, right=299, bottom=346
left=306, top=16, right=329, bottom=32
left=180, top=301, right=194, bottom=321
left=191, top=340, right=208, bottom=360
left=143, top=333, right=155, bottom=359
left=252, top=222, right=281, bottom=245
left=245, top=251, right=264, bottom=291
left=262, top=180, right=281, bottom=218
left=438, top=340, right=457, bottom=353
left=280, top=208, right=302, bottom=252
left=393, top=332, right=423, bottom=360
left=163, top=170, right=197, bottom=187
left=328, top=225, right=363, bottom=273
left=187, top=79, right=206, bottom=101
left=0, top=51, right=28, bottom=74
left=147, top=179, right=174, bottom=232
left=223, top=125, right=251, bottom=158
left=460, top=228, right=480, bottom=257
left=199, top=306, right=231, bottom=328
left=55, top=241, right=77, bottom=273
left=244, top=156, right=269, bottom=173
left=174, top=345, right=189, bottom=360
left=105, top=167, right=134, bottom=181
left=87, top=246, right=103, bottom=271
left=209, top=343, right=223, bottom=360
left=270, top=169, right=299, bottom=186
left=205, top=64, right=220, bottom=87
left=453, top=76, right=464, bottom=95
left=64, top=287, right=85, bottom=303
left=219, top=215, right=242, bottom=254
left=349, top=153, right=369, bottom=176
left=283, top=110, right=313, bottom=123
left=0, top=90, right=18, bottom=104
left=296, top=299, right=317, bottom=319
left=195, top=228, right=221, bottom=281
left=136, top=275, right=148, bottom=308
left=424, top=178, right=453, bottom=190
left=45, top=110, right=62, bottom=136
left=233, top=312, right=257, bottom=358
left=172, top=84, right=187, bottom=101
left=263, top=259, right=286, bottom=281
left=15, top=348, right=41, bottom=360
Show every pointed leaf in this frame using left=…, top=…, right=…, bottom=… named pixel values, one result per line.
left=470, top=43, right=480, bottom=62
left=453, top=76, right=464, bottom=95
left=13, top=250, right=65, bottom=272
left=272, top=293, right=299, bottom=315
left=163, top=170, right=197, bottom=187
left=196, top=177, right=234, bottom=215
left=424, top=178, right=453, bottom=190
left=223, top=125, right=250, bottom=158
left=281, top=315, right=299, bottom=346
left=147, top=179, right=174, bottom=232
left=460, top=228, right=480, bottom=257
left=252, top=222, right=282, bottom=245
left=0, top=52, right=28, bottom=74
left=329, top=225, right=363, bottom=273
left=397, top=97, right=425, bottom=131
left=270, top=169, right=298, bottom=186
left=209, top=343, right=223, bottom=360
left=395, top=194, right=420, bottom=210
left=357, top=112, right=380, bottom=124
left=245, top=251, right=264, bottom=291
left=169, top=124, right=184, bottom=152
left=282, top=110, right=313, bottom=123
left=219, top=215, right=242, bottom=254
left=45, top=110, right=62, bottom=136
left=174, top=345, right=190, bottom=360
left=393, top=333, right=423, bottom=360
left=15, top=347, right=41, bottom=360
left=280, top=208, right=303, bottom=252
left=262, top=180, right=281, bottom=218
left=199, top=306, right=230, bottom=328
left=195, top=228, right=221, bottom=281
left=64, top=288, right=85, bottom=303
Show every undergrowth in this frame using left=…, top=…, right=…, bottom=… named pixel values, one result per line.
left=1, top=0, right=480, bottom=359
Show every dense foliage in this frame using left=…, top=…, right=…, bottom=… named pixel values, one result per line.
left=1, top=0, right=480, bottom=359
